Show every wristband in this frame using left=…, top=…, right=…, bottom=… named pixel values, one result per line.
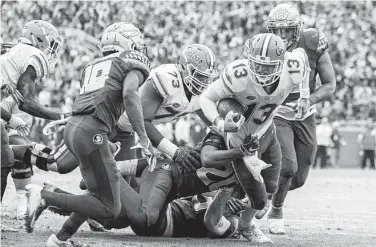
left=157, top=138, right=178, bottom=158
left=300, top=89, right=310, bottom=99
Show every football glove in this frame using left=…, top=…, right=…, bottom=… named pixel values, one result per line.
left=242, top=155, right=272, bottom=183
left=131, top=138, right=157, bottom=171
left=226, top=198, right=249, bottom=215
left=7, top=115, right=29, bottom=137
left=240, top=134, right=259, bottom=156
left=173, top=146, right=201, bottom=173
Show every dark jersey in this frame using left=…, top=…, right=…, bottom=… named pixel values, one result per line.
left=170, top=196, right=208, bottom=238
left=284, top=28, right=329, bottom=103
left=72, top=51, right=150, bottom=133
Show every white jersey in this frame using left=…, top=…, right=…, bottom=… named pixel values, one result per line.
left=212, top=48, right=310, bottom=148
left=0, top=43, right=49, bottom=88
left=118, top=64, right=201, bottom=132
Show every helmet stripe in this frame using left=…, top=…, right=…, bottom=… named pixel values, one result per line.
left=203, top=45, right=215, bottom=68
left=261, top=33, right=273, bottom=57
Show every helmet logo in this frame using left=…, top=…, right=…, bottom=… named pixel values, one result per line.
left=276, top=46, right=284, bottom=56
left=274, top=8, right=289, bottom=21
left=186, top=50, right=203, bottom=65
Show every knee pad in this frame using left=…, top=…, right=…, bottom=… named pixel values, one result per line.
left=11, top=160, right=33, bottom=179
left=248, top=196, right=267, bottom=210
left=79, top=179, right=87, bottom=190
left=265, top=180, right=278, bottom=195
left=23, top=143, right=53, bottom=171
left=290, top=176, right=306, bottom=191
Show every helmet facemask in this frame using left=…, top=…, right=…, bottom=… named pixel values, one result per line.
left=184, top=63, right=217, bottom=95
left=248, top=55, right=283, bottom=87
left=43, top=35, right=62, bottom=70
left=267, top=23, right=302, bottom=51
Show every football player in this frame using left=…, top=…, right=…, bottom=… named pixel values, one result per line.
left=10, top=44, right=216, bottom=178
left=1, top=96, right=33, bottom=220
left=265, top=4, right=336, bottom=235
left=1, top=20, right=68, bottom=120
left=199, top=32, right=311, bottom=240
left=37, top=187, right=242, bottom=245
left=118, top=43, right=217, bottom=171
left=1, top=20, right=67, bottom=224
left=24, top=22, right=154, bottom=235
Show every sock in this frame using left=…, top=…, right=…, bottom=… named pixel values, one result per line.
left=239, top=208, right=257, bottom=230
left=56, top=213, right=87, bottom=241
left=117, top=158, right=148, bottom=177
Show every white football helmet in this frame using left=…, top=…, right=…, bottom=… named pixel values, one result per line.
left=19, top=20, right=62, bottom=70
left=101, top=22, right=146, bottom=54
left=266, top=4, right=302, bottom=51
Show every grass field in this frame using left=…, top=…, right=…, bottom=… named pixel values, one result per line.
left=1, top=168, right=376, bottom=247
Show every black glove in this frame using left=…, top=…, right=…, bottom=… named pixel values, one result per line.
left=173, top=146, right=201, bottom=173
left=240, top=134, right=259, bottom=155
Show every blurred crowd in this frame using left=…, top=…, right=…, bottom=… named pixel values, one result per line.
left=1, top=0, right=376, bottom=139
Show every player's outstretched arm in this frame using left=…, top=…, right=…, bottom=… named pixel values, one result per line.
left=204, top=188, right=233, bottom=237
left=122, top=70, right=149, bottom=146
left=17, top=66, right=64, bottom=120
left=201, top=144, right=244, bottom=169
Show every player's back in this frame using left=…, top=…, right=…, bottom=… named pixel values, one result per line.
left=0, top=43, right=49, bottom=86
left=72, top=50, right=150, bottom=133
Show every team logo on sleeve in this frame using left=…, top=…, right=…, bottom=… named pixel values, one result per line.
left=162, top=163, right=171, bottom=171
left=93, top=134, right=104, bottom=144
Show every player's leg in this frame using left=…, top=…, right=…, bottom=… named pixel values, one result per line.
left=133, top=161, right=173, bottom=231
left=370, top=150, right=375, bottom=169
left=268, top=117, right=296, bottom=235
left=8, top=135, right=32, bottom=219
left=256, top=125, right=282, bottom=220
left=1, top=121, right=14, bottom=201
left=290, top=115, right=317, bottom=190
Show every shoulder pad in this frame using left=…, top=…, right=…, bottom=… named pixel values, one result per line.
left=301, top=28, right=319, bottom=51
left=301, top=28, right=328, bottom=56
left=27, top=50, right=49, bottom=80
left=150, top=64, right=183, bottom=99
left=285, top=48, right=310, bottom=84
left=220, top=59, right=248, bottom=94
left=118, top=51, right=151, bottom=80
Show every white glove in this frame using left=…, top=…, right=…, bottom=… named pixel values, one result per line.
left=216, top=110, right=245, bottom=134
left=131, top=138, right=157, bottom=172
left=8, top=115, right=29, bottom=137
left=242, top=155, right=272, bottom=183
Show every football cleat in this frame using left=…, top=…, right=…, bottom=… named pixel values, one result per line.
left=25, top=181, right=56, bottom=233
left=255, top=200, right=271, bottom=220
left=46, top=234, right=88, bottom=247
left=267, top=218, right=286, bottom=235
left=25, top=184, right=43, bottom=233
left=239, top=221, right=273, bottom=243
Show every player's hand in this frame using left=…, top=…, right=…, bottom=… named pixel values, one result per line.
left=295, top=98, right=310, bottom=119
left=242, top=155, right=272, bottom=183
left=226, top=198, right=248, bottom=215
left=7, top=115, right=29, bottom=136
left=240, top=134, right=259, bottom=155
left=223, top=110, right=245, bottom=132
left=173, top=146, right=201, bottom=173
left=137, top=138, right=157, bottom=172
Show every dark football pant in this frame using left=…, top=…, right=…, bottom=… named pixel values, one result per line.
left=232, top=123, right=282, bottom=210
left=1, top=121, right=14, bottom=201
left=274, top=115, right=317, bottom=190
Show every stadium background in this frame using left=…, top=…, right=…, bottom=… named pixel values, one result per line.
left=1, top=0, right=376, bottom=168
